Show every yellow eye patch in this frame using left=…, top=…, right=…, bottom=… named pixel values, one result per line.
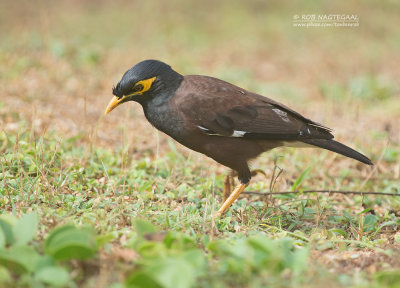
left=128, top=77, right=156, bottom=96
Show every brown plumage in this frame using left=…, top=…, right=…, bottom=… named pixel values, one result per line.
left=105, top=60, right=373, bottom=216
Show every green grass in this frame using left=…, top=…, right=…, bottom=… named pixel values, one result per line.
left=1, top=121, right=399, bottom=287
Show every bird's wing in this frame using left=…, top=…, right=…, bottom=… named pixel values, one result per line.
left=174, top=75, right=333, bottom=141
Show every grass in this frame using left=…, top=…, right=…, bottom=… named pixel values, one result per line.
left=1, top=0, right=400, bottom=287
left=1, top=119, right=399, bottom=287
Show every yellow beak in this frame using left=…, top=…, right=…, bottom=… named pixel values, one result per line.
left=105, top=96, right=125, bottom=114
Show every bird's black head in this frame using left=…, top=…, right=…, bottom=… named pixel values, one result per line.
left=106, top=60, right=183, bottom=114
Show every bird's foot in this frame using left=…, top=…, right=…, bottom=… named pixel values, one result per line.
left=250, top=169, right=268, bottom=178
left=222, top=169, right=266, bottom=200
left=216, top=183, right=248, bottom=217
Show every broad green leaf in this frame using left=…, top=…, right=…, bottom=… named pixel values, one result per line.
left=133, top=219, right=157, bottom=238
left=45, top=225, right=97, bottom=260
left=136, top=241, right=166, bottom=259
left=363, top=214, right=378, bottom=232
left=109, top=283, right=125, bottom=288
left=44, top=225, right=76, bottom=248
left=0, top=215, right=17, bottom=245
left=182, top=249, right=206, bottom=272
left=96, top=233, right=116, bottom=247
left=163, top=231, right=196, bottom=250
left=149, top=257, right=196, bottom=288
left=35, top=255, right=56, bottom=271
left=0, top=266, right=11, bottom=285
left=375, top=270, right=400, bottom=286
left=13, top=213, right=38, bottom=245
left=0, top=245, right=41, bottom=274
left=126, top=271, right=162, bottom=288
left=35, top=266, right=70, bottom=287
left=247, top=236, right=273, bottom=254
left=0, top=230, right=5, bottom=249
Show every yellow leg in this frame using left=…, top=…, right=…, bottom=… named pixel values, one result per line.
left=223, top=175, right=232, bottom=203
left=222, top=171, right=236, bottom=202
left=216, top=183, right=248, bottom=216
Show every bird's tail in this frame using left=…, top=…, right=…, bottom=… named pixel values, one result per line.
left=301, top=139, right=373, bottom=165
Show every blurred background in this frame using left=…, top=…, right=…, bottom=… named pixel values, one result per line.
left=1, top=0, right=399, bottom=151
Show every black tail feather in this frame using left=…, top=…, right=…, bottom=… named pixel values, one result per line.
left=301, top=139, right=373, bottom=165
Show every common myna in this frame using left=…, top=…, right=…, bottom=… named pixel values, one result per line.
left=105, top=60, right=373, bottom=216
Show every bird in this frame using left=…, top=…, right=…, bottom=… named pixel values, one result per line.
left=105, top=59, right=373, bottom=216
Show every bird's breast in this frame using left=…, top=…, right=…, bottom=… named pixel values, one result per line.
left=142, top=100, right=187, bottom=140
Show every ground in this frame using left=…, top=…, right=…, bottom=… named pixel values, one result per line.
left=0, top=0, right=399, bottom=287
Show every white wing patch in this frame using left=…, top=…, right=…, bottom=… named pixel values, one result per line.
left=197, top=125, right=221, bottom=136
left=198, top=125, right=209, bottom=132
left=231, top=130, right=246, bottom=137
left=198, top=126, right=247, bottom=138
left=272, top=108, right=290, bottom=122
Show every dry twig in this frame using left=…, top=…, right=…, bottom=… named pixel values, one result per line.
left=243, top=190, right=400, bottom=197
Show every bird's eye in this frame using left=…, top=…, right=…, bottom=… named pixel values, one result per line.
left=132, top=83, right=143, bottom=93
